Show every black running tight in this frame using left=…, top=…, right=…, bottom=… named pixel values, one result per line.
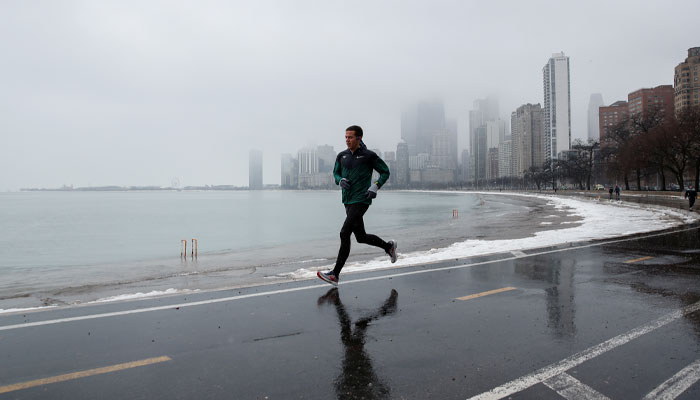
left=333, top=203, right=390, bottom=276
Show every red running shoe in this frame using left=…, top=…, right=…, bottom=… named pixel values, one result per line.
left=317, top=270, right=339, bottom=286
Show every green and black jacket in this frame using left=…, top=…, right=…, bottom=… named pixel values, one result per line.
left=333, top=142, right=390, bottom=205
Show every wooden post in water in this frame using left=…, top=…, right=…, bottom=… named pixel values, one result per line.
left=191, top=238, right=198, bottom=259
left=181, top=239, right=187, bottom=258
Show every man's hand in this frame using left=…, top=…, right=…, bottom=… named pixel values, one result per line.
left=340, top=178, right=352, bottom=190
left=366, top=183, right=379, bottom=199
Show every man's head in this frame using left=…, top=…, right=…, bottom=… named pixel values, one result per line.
left=345, top=125, right=363, bottom=152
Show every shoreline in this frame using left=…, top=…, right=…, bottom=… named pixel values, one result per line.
left=1, top=191, right=696, bottom=314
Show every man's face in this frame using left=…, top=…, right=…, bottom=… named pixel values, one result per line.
left=345, top=131, right=361, bottom=151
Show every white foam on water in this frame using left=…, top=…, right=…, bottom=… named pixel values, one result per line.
left=89, top=288, right=199, bottom=303
left=283, top=192, right=697, bottom=280
left=0, top=305, right=59, bottom=315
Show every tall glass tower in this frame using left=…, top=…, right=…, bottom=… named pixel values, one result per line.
left=543, top=52, right=571, bottom=162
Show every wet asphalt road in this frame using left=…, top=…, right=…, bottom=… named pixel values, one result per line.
left=1, top=226, right=700, bottom=399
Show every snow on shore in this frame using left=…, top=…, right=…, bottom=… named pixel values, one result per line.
left=286, top=192, right=697, bottom=279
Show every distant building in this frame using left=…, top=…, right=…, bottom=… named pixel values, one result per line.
left=599, top=100, right=629, bottom=150
left=469, top=98, right=499, bottom=182
left=587, top=93, right=605, bottom=141
left=295, top=146, right=335, bottom=189
left=460, top=149, right=470, bottom=182
left=431, top=130, right=454, bottom=170
left=473, top=126, right=487, bottom=182
left=401, top=100, right=446, bottom=157
left=486, top=148, right=499, bottom=180
left=486, top=119, right=506, bottom=149
left=543, top=52, right=571, bottom=161
left=674, top=47, right=700, bottom=112
left=628, top=85, right=674, bottom=118
left=498, top=140, right=512, bottom=178
left=418, top=167, right=455, bottom=185
left=280, top=153, right=298, bottom=188
left=249, top=149, right=263, bottom=189
left=384, top=151, right=396, bottom=162
left=395, top=142, right=410, bottom=186
left=409, top=153, right=430, bottom=170
left=316, top=145, right=335, bottom=173
left=511, top=103, right=544, bottom=176
left=297, top=147, right=318, bottom=189
left=298, top=147, right=318, bottom=175
left=446, top=118, right=459, bottom=170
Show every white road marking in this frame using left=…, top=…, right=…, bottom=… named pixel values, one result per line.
left=543, top=372, right=610, bottom=400
left=1, top=226, right=698, bottom=332
left=642, top=358, right=700, bottom=400
left=466, top=300, right=700, bottom=400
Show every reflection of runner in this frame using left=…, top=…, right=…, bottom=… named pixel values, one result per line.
left=317, top=288, right=398, bottom=399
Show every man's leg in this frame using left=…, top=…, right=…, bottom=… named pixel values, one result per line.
left=351, top=206, right=391, bottom=252
left=332, top=204, right=371, bottom=277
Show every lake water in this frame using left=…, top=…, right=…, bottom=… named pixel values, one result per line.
left=0, top=190, right=561, bottom=309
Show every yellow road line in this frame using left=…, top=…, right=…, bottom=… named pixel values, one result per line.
left=0, top=356, right=171, bottom=394
left=457, top=287, right=517, bottom=301
left=625, top=256, right=654, bottom=264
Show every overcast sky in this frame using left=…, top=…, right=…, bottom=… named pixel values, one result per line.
left=2, top=0, right=699, bottom=190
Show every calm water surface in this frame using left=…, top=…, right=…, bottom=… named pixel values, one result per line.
left=0, top=190, right=553, bottom=308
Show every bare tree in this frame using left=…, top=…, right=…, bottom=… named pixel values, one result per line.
left=602, top=118, right=634, bottom=189
left=525, top=165, right=546, bottom=191
left=676, top=108, right=700, bottom=189
left=571, top=139, right=600, bottom=190
left=628, top=107, right=668, bottom=189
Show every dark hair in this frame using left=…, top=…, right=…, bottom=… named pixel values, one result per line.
left=346, top=125, right=363, bottom=137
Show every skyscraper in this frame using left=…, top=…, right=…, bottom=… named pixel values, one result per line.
left=511, top=103, right=544, bottom=176
left=401, top=100, right=446, bottom=157
left=280, top=153, right=298, bottom=188
left=543, top=52, right=571, bottom=161
left=297, top=147, right=318, bottom=175
left=486, top=119, right=506, bottom=149
left=395, top=142, right=410, bottom=187
left=416, top=100, right=446, bottom=155
left=469, top=98, right=499, bottom=182
left=316, top=145, right=336, bottom=173
left=249, top=149, right=263, bottom=189
left=498, top=140, right=512, bottom=178
left=587, top=93, right=604, bottom=142
left=474, top=126, right=487, bottom=181
left=674, top=47, right=700, bottom=112
left=460, top=149, right=470, bottom=182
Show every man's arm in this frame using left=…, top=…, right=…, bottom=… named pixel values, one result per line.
left=372, top=156, right=390, bottom=188
left=333, top=157, right=343, bottom=185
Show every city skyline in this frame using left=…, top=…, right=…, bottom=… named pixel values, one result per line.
left=2, top=1, right=699, bottom=190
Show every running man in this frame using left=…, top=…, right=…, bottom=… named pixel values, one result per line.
left=317, top=125, right=397, bottom=286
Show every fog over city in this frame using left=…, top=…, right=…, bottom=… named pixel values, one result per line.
left=1, top=0, right=699, bottom=191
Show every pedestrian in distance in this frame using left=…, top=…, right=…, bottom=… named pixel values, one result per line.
left=615, top=184, right=621, bottom=201
left=609, top=187, right=613, bottom=200
left=685, top=188, right=697, bottom=210
left=317, top=125, right=398, bottom=287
